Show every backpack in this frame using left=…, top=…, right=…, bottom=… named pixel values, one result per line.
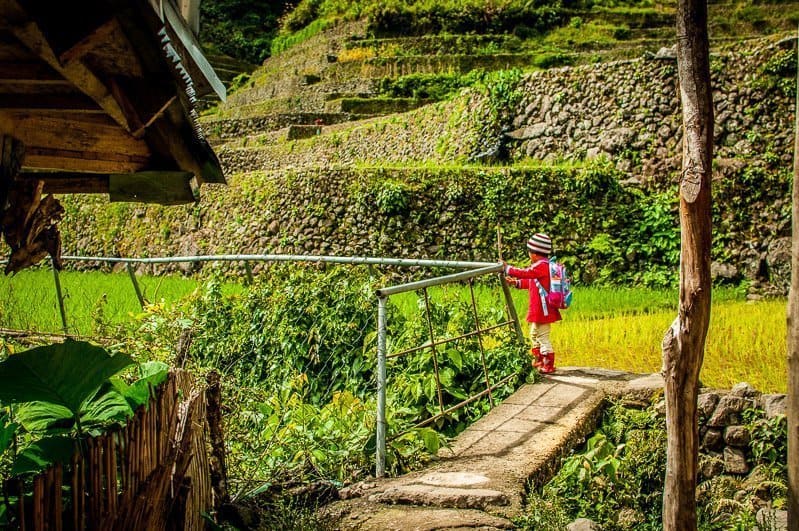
left=546, top=257, right=573, bottom=310
left=534, top=257, right=573, bottom=313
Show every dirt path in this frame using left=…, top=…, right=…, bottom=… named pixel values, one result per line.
left=325, top=368, right=663, bottom=530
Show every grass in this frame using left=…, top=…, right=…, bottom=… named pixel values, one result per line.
left=541, top=287, right=787, bottom=393
left=0, top=269, right=240, bottom=337
left=393, top=282, right=786, bottom=393
left=0, top=269, right=787, bottom=392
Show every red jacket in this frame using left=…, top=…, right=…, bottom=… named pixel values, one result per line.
left=506, top=261, right=562, bottom=324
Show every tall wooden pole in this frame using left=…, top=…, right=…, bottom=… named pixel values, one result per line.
left=662, top=0, right=714, bottom=527
left=787, top=27, right=799, bottom=530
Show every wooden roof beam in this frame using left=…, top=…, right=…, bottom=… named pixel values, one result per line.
left=24, top=146, right=148, bottom=174
left=0, top=62, right=65, bottom=84
left=1, top=0, right=138, bottom=132
left=18, top=171, right=109, bottom=194
left=0, top=93, right=100, bottom=112
left=10, top=113, right=149, bottom=157
left=19, top=170, right=199, bottom=204
left=57, top=18, right=119, bottom=66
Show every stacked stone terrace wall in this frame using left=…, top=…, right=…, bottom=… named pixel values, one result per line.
left=692, top=383, right=786, bottom=479
left=62, top=39, right=795, bottom=292
left=505, top=40, right=794, bottom=186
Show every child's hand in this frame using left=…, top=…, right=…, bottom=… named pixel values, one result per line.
left=504, top=275, right=515, bottom=285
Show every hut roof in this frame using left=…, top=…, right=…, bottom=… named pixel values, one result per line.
left=0, top=0, right=226, bottom=204
left=0, top=0, right=226, bottom=272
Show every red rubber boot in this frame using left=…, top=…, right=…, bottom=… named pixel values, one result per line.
left=541, top=352, right=556, bottom=374
left=531, top=347, right=544, bottom=369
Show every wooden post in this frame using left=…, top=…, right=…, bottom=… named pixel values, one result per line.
left=51, top=256, right=68, bottom=333
left=206, top=371, right=230, bottom=512
left=243, top=261, right=253, bottom=285
left=662, top=0, right=714, bottom=528
left=0, top=135, right=24, bottom=244
left=788, top=26, right=799, bottom=530
left=126, top=262, right=146, bottom=309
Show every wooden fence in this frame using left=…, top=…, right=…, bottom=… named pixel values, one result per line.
left=3, top=370, right=214, bottom=530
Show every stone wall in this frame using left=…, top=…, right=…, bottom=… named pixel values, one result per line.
left=505, top=40, right=794, bottom=187
left=208, top=112, right=358, bottom=139
left=61, top=38, right=795, bottom=291
left=669, top=383, right=787, bottom=480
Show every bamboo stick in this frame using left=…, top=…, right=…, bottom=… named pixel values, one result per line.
left=97, top=437, right=104, bottom=527
left=120, top=426, right=129, bottom=510
left=71, top=453, right=80, bottom=531
left=44, top=469, right=52, bottom=531
left=33, top=475, right=43, bottom=531
left=85, top=439, right=93, bottom=530
left=105, top=435, right=115, bottom=519
left=130, top=417, right=138, bottom=499
left=18, top=478, right=26, bottom=531
left=54, top=464, right=63, bottom=531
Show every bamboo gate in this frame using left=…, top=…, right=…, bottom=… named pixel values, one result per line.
left=3, top=370, right=216, bottom=530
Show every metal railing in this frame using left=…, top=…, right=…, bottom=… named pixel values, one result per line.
left=18, top=253, right=502, bottom=333
left=374, top=264, right=524, bottom=476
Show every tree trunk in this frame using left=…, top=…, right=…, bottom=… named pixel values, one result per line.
left=788, top=37, right=799, bottom=530
left=661, top=0, right=714, bottom=528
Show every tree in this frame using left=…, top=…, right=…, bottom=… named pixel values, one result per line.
left=660, top=0, right=713, bottom=527
left=200, top=0, right=290, bottom=63
left=788, top=40, right=799, bottom=530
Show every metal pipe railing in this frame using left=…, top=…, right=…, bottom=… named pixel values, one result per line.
left=57, top=254, right=498, bottom=269
left=375, top=296, right=388, bottom=478
left=373, top=262, right=522, bottom=477
left=375, top=264, right=503, bottom=297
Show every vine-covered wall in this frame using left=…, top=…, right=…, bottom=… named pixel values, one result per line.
left=60, top=159, right=789, bottom=289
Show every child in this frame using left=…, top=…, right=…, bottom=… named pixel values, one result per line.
left=503, top=232, right=561, bottom=374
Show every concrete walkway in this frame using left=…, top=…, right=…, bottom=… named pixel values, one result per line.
left=326, top=367, right=663, bottom=530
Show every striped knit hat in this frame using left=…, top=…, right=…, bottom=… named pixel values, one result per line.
left=526, top=233, right=552, bottom=256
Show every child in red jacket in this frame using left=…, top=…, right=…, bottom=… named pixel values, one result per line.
left=503, top=233, right=561, bottom=374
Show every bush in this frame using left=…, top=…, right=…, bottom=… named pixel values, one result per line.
left=534, top=401, right=666, bottom=528
left=523, top=401, right=789, bottom=530
left=376, top=73, right=478, bottom=101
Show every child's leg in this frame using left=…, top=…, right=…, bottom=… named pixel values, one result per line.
left=534, top=323, right=553, bottom=354
left=528, top=323, right=544, bottom=368
left=534, top=323, right=556, bottom=374
left=528, top=323, right=542, bottom=350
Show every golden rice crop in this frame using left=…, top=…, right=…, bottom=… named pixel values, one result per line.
left=557, top=299, right=787, bottom=392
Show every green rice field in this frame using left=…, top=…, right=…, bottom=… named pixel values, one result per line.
left=0, top=268, right=787, bottom=392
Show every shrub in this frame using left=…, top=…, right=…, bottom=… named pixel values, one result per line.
left=531, top=401, right=667, bottom=529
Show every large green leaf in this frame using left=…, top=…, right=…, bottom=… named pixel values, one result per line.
left=80, top=386, right=133, bottom=432
left=16, top=386, right=134, bottom=437
left=111, top=361, right=169, bottom=409
left=14, top=402, right=74, bottom=434
left=11, top=436, right=76, bottom=475
left=0, top=413, right=18, bottom=457
left=0, top=340, right=134, bottom=414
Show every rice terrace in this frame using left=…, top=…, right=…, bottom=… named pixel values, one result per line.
left=0, top=0, right=797, bottom=530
